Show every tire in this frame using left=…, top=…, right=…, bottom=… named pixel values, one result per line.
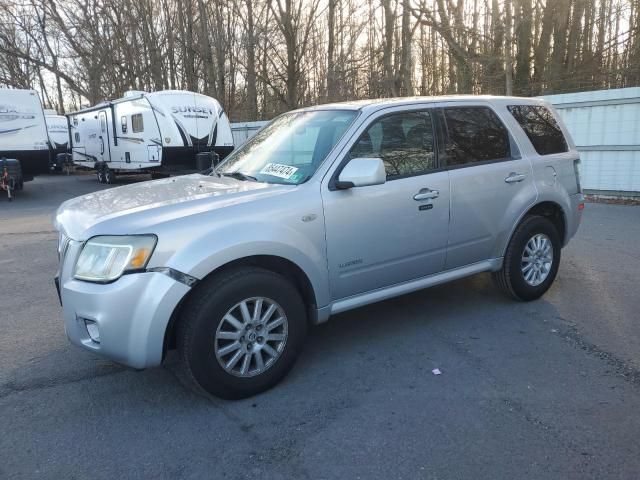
left=96, top=169, right=105, bottom=183
left=177, top=267, right=308, bottom=399
left=493, top=215, right=561, bottom=301
left=104, top=168, right=114, bottom=184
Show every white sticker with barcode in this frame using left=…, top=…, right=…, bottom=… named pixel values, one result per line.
left=259, top=163, right=299, bottom=179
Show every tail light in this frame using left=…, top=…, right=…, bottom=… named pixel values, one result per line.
left=573, top=158, right=582, bottom=193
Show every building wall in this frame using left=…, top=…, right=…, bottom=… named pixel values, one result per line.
left=230, top=121, right=268, bottom=146
left=541, top=87, right=640, bottom=196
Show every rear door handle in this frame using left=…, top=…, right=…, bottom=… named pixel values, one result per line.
left=505, top=172, right=526, bottom=183
left=413, top=188, right=439, bottom=201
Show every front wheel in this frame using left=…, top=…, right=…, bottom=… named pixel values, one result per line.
left=493, top=215, right=561, bottom=301
left=177, top=267, right=308, bottom=399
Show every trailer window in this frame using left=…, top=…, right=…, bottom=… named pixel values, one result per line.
left=75, top=132, right=80, bottom=142
left=132, top=114, right=144, bottom=133
left=121, top=116, right=128, bottom=134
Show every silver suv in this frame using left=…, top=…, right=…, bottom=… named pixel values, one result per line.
left=55, top=96, right=584, bottom=398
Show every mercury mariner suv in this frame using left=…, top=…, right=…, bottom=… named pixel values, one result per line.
left=55, top=96, right=584, bottom=399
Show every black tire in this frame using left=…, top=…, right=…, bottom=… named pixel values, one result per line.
left=96, top=169, right=105, bottom=183
left=493, top=215, right=561, bottom=301
left=177, top=267, right=308, bottom=399
left=104, top=168, right=114, bottom=184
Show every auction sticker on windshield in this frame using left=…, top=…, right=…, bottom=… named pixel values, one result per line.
left=259, top=163, right=299, bottom=179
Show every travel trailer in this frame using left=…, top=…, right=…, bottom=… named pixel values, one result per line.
left=0, top=88, right=51, bottom=178
left=44, top=109, right=71, bottom=170
left=67, top=90, right=234, bottom=183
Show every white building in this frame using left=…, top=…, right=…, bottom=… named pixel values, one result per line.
left=541, top=87, right=640, bottom=196
left=230, top=120, right=268, bottom=145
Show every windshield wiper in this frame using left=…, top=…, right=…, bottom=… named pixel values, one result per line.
left=221, top=171, right=258, bottom=182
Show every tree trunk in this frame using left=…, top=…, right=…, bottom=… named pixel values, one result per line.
left=504, top=0, right=513, bottom=95
left=399, top=0, right=413, bottom=95
left=327, top=0, right=337, bottom=101
left=245, top=0, right=258, bottom=118
left=513, top=0, right=532, bottom=95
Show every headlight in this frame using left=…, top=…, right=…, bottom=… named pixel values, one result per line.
left=74, top=235, right=157, bottom=282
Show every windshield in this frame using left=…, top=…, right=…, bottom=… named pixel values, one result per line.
left=216, top=110, right=358, bottom=184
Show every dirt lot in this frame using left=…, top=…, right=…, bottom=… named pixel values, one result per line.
left=1, top=174, right=639, bottom=479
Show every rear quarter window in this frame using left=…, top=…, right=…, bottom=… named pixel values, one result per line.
left=508, top=105, right=568, bottom=155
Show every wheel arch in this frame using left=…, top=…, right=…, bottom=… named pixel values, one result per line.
left=502, top=200, right=567, bottom=258
left=163, top=254, right=318, bottom=357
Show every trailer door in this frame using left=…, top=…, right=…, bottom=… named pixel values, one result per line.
left=98, top=111, right=111, bottom=162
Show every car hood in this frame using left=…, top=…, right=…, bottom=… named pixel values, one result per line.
left=55, top=174, right=291, bottom=240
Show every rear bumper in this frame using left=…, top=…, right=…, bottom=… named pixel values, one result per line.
left=564, top=193, right=585, bottom=246
left=60, top=271, right=191, bottom=369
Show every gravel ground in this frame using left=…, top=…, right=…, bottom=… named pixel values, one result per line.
left=1, top=174, right=639, bottom=480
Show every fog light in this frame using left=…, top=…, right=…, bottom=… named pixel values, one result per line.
left=84, top=319, right=100, bottom=343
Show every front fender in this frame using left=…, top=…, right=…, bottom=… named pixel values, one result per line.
left=161, top=219, right=330, bottom=308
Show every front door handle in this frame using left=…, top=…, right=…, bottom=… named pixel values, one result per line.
left=414, top=188, right=439, bottom=201
left=505, top=172, right=526, bottom=183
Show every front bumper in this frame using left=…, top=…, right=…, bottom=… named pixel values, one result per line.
left=60, top=269, right=191, bottom=369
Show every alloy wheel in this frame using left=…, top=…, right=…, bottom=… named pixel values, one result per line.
left=214, top=297, right=288, bottom=377
left=521, top=233, right=554, bottom=287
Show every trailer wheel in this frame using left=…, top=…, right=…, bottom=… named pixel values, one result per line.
left=96, top=169, right=105, bottom=183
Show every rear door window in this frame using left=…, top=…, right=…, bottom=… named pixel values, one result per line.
left=508, top=105, right=568, bottom=155
left=442, top=107, right=511, bottom=167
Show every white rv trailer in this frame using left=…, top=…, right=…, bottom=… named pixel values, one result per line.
left=67, top=90, right=234, bottom=182
left=0, top=88, right=51, bottom=178
left=44, top=109, right=70, bottom=170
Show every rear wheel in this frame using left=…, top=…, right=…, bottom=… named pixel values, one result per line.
left=493, top=215, right=561, bottom=301
left=177, top=267, right=308, bottom=399
left=96, top=169, right=105, bottom=183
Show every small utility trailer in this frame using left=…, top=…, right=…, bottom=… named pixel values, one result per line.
left=0, top=157, right=24, bottom=201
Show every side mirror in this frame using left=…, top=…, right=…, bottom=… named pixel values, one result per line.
left=336, top=157, right=386, bottom=189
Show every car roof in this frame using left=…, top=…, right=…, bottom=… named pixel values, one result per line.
left=292, top=95, right=548, bottom=114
